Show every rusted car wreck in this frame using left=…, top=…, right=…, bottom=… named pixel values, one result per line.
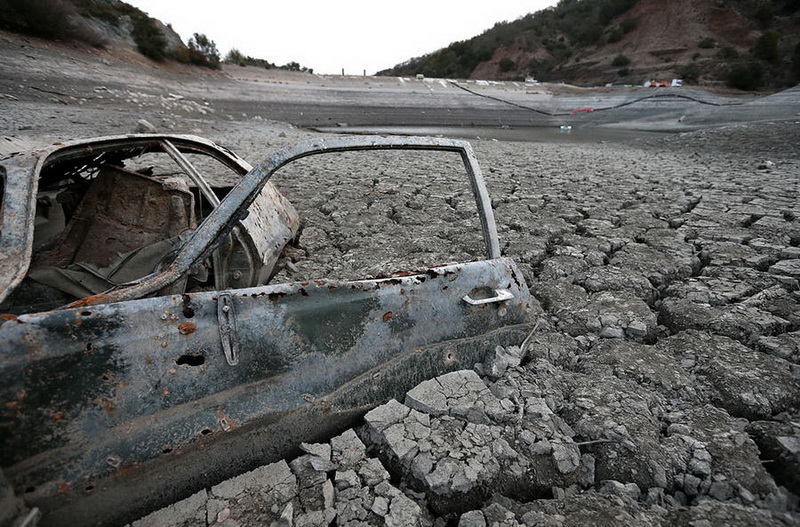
left=0, top=134, right=535, bottom=525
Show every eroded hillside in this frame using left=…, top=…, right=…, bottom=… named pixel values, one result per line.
left=381, top=0, right=800, bottom=90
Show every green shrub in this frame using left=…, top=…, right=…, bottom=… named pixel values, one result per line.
left=698, top=37, right=716, bottom=49
left=528, top=58, right=554, bottom=82
left=678, top=62, right=700, bottom=83
left=575, top=22, right=603, bottom=46
left=754, top=0, right=773, bottom=24
left=793, top=42, right=800, bottom=81
left=0, top=0, right=73, bottom=38
left=499, top=57, right=517, bottom=72
left=612, top=54, right=631, bottom=67
left=598, top=0, right=639, bottom=24
left=752, top=30, right=780, bottom=62
left=77, top=0, right=125, bottom=26
left=726, top=61, right=763, bottom=90
left=620, top=18, right=636, bottom=33
left=608, top=27, right=624, bottom=44
left=225, top=48, right=246, bottom=66
left=716, top=46, right=740, bottom=60
left=224, top=48, right=275, bottom=69
left=278, top=61, right=312, bottom=73
left=618, top=67, right=630, bottom=76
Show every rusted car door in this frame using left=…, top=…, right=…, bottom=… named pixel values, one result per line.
left=0, top=136, right=535, bottom=526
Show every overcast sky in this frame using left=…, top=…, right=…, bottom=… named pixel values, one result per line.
left=125, top=1, right=559, bottom=75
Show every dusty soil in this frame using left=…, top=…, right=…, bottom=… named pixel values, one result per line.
left=2, top=30, right=800, bottom=527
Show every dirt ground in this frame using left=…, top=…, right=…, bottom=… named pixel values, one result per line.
left=2, top=30, right=800, bottom=527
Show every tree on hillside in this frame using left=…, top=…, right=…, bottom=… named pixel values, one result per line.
left=225, top=48, right=246, bottom=66
left=499, top=57, right=517, bottom=72
left=752, top=29, right=781, bottom=63
left=793, top=42, right=800, bottom=81
left=188, top=33, right=221, bottom=69
left=279, top=61, right=313, bottom=73
left=727, top=61, right=764, bottom=90
left=131, top=13, right=167, bottom=60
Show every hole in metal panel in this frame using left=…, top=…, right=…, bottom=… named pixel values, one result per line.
left=176, top=354, right=205, bottom=366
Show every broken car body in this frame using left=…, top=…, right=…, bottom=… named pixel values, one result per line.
left=0, top=134, right=535, bottom=525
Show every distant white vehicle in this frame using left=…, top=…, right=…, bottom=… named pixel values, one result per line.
left=671, top=79, right=683, bottom=87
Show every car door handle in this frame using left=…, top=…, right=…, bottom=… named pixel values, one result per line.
left=462, top=288, right=514, bottom=305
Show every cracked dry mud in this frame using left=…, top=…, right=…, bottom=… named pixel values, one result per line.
left=2, top=31, right=799, bottom=526
left=129, top=119, right=800, bottom=527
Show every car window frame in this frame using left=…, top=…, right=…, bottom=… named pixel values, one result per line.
left=1, top=135, right=500, bottom=310
left=71, top=136, right=501, bottom=308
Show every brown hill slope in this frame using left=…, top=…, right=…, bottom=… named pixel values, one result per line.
left=549, top=0, right=759, bottom=84
left=381, top=0, right=800, bottom=90
left=0, top=0, right=200, bottom=66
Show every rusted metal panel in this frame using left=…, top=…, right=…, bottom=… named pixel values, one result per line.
left=39, top=324, right=535, bottom=526
left=231, top=182, right=300, bottom=287
left=0, top=155, right=40, bottom=306
left=1, top=258, right=532, bottom=523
